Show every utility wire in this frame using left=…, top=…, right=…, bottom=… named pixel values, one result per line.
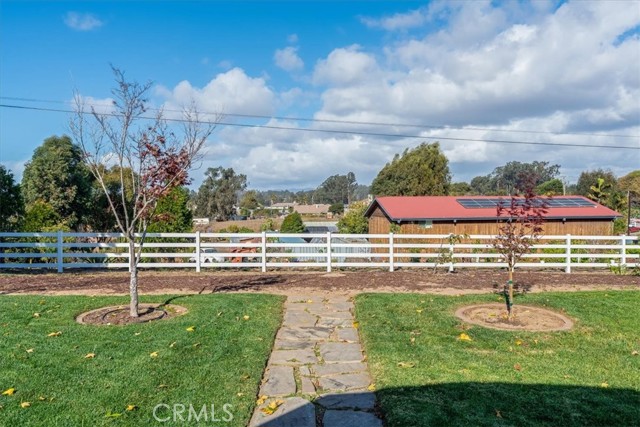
left=1, top=103, right=639, bottom=151
left=2, top=95, right=639, bottom=139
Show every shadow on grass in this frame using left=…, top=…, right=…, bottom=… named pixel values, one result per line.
left=253, top=383, right=639, bottom=427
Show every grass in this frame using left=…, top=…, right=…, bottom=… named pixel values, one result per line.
left=0, top=293, right=284, bottom=426
left=355, top=291, right=640, bottom=426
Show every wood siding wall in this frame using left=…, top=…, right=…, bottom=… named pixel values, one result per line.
left=367, top=206, right=614, bottom=236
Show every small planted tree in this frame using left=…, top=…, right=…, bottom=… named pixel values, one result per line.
left=280, top=212, right=305, bottom=233
left=492, top=179, right=547, bottom=318
left=71, top=67, right=217, bottom=317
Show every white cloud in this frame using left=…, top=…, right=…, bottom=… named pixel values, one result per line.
left=360, top=7, right=428, bottom=31
left=274, top=46, right=304, bottom=72
left=312, top=45, right=380, bottom=86
left=64, top=12, right=103, bottom=31
left=287, top=33, right=299, bottom=43
left=157, top=67, right=275, bottom=116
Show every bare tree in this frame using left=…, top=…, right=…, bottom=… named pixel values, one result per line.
left=71, top=67, right=218, bottom=317
left=492, top=177, right=548, bottom=319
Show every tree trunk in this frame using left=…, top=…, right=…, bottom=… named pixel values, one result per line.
left=507, top=267, right=514, bottom=320
left=128, top=239, right=139, bottom=318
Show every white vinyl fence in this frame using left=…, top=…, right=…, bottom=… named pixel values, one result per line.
left=0, top=232, right=638, bottom=273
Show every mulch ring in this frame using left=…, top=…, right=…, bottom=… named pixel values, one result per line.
left=455, top=303, right=574, bottom=331
left=76, top=303, right=188, bottom=326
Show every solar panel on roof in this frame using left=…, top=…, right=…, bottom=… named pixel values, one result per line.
left=456, top=197, right=596, bottom=209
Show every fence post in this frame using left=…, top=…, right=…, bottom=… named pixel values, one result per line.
left=448, top=239, right=455, bottom=273
left=57, top=230, right=63, bottom=273
left=620, top=235, right=627, bottom=266
left=261, top=231, right=267, bottom=273
left=565, top=234, right=571, bottom=274
left=195, top=231, right=201, bottom=273
left=389, top=233, right=395, bottom=272
left=326, top=231, right=332, bottom=273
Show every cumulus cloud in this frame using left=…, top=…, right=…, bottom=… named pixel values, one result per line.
left=360, top=7, right=428, bottom=31
left=312, top=45, right=380, bottom=86
left=157, top=67, right=275, bottom=116
left=274, top=46, right=304, bottom=72
left=64, top=12, right=103, bottom=31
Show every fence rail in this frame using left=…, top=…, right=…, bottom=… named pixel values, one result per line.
left=0, top=232, right=638, bottom=273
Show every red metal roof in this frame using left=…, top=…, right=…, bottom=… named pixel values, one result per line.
left=365, top=196, right=621, bottom=221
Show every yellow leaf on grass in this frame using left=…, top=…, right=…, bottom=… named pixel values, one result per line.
left=169, top=342, right=177, bottom=348
left=236, top=393, right=244, bottom=397
left=632, top=350, right=639, bottom=356
left=47, top=331, right=62, bottom=337
left=126, top=405, right=138, bottom=411
left=33, top=313, right=40, bottom=318
left=256, top=395, right=267, bottom=405
left=26, top=348, right=34, bottom=353
left=84, top=353, right=96, bottom=359
left=397, top=362, right=415, bottom=368
left=2, top=388, right=15, bottom=396
left=150, top=351, right=159, bottom=358
left=352, top=321, right=360, bottom=329
left=134, top=332, right=142, bottom=336
left=186, top=326, right=195, bottom=332
left=601, top=382, right=609, bottom=388
left=367, top=384, right=376, bottom=391
left=20, top=402, right=30, bottom=408
left=243, top=315, right=250, bottom=321
left=416, top=309, right=423, bottom=314
left=458, top=333, right=472, bottom=342
left=158, top=384, right=168, bottom=389
left=38, top=396, right=46, bottom=401
left=515, top=339, right=523, bottom=346
left=410, top=337, right=416, bottom=344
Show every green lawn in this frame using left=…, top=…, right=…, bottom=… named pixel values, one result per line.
left=355, top=291, right=640, bottom=427
left=0, top=294, right=284, bottom=426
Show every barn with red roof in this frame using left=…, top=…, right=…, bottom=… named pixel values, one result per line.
left=365, top=196, right=621, bottom=236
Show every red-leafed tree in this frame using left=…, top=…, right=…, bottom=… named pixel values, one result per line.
left=71, top=67, right=218, bottom=317
left=492, top=176, right=548, bottom=318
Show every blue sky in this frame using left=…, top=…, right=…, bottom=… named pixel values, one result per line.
left=1, top=1, right=639, bottom=190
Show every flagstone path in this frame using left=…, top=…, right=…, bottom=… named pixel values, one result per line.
left=249, top=295, right=383, bottom=427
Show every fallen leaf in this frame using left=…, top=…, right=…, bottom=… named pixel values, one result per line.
left=306, top=299, right=313, bottom=303
left=495, top=409, right=502, bottom=418
left=260, top=399, right=284, bottom=415
left=367, top=384, right=376, bottom=391
left=38, top=396, right=46, bottom=401
left=236, top=392, right=244, bottom=397
left=601, top=382, right=609, bottom=388
left=352, top=321, right=360, bottom=329
left=217, top=311, right=223, bottom=317
left=105, top=411, right=122, bottom=418
left=169, top=342, right=177, bottom=348
left=158, top=384, right=168, bottom=389
left=256, top=395, right=267, bottom=405
left=243, top=315, right=250, bottom=321
left=150, top=351, right=159, bottom=358
left=397, top=362, right=416, bottom=368
left=632, top=350, right=639, bottom=356
left=2, top=388, right=15, bottom=396
left=26, top=348, right=34, bottom=354
left=20, top=402, right=30, bottom=408
left=515, top=339, right=523, bottom=346
left=193, top=342, right=201, bottom=348
left=126, top=405, right=138, bottom=411
left=134, top=332, right=141, bottom=336
left=84, top=353, right=96, bottom=359
left=416, top=309, right=423, bottom=314
left=47, top=331, right=62, bottom=337
left=410, top=337, right=416, bottom=345
left=186, top=326, right=195, bottom=332
left=458, top=333, right=472, bottom=342
left=514, top=363, right=522, bottom=371
left=33, top=313, right=40, bottom=318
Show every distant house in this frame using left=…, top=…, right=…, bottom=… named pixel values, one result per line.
left=192, top=218, right=210, bottom=225
left=294, top=204, right=331, bottom=216
left=266, top=202, right=298, bottom=214
left=365, top=196, right=621, bottom=236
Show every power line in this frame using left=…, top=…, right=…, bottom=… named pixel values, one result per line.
left=1, top=103, right=639, bottom=151
left=2, top=95, right=639, bottom=139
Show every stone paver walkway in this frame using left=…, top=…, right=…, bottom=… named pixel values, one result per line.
left=249, top=295, right=382, bottom=427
